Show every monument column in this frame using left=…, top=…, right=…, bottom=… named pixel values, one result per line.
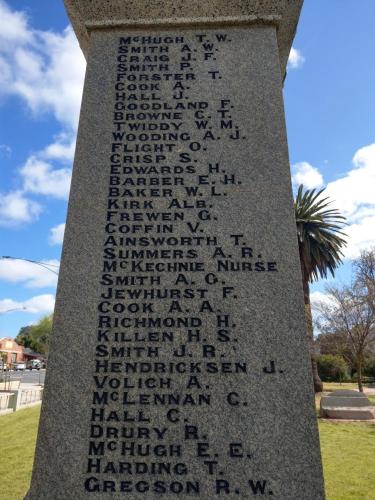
left=27, top=1, right=326, bottom=498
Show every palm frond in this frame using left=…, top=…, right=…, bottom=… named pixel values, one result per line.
left=295, top=184, right=347, bottom=283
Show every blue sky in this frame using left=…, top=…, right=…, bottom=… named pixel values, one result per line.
left=0, top=0, right=374, bottom=338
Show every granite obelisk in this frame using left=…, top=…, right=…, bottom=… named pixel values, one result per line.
left=27, top=1, right=325, bottom=498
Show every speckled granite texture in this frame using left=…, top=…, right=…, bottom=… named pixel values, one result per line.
left=27, top=2, right=325, bottom=499
left=64, top=0, right=303, bottom=78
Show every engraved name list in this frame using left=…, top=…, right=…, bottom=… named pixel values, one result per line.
left=85, top=31, right=279, bottom=497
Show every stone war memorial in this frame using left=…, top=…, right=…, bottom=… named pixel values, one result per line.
left=27, top=1, right=326, bottom=498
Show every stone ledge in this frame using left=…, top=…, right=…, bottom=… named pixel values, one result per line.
left=320, top=407, right=375, bottom=421
left=64, top=0, right=303, bottom=77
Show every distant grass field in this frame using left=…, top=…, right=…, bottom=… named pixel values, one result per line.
left=323, top=382, right=371, bottom=392
left=0, top=406, right=374, bottom=500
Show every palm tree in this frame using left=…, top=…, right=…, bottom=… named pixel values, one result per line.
left=294, top=185, right=347, bottom=392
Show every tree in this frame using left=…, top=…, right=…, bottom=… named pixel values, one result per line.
left=317, top=354, right=349, bottom=383
left=15, top=315, right=53, bottom=356
left=316, top=330, right=355, bottom=373
left=294, top=185, right=347, bottom=392
left=354, top=247, right=375, bottom=316
left=15, top=325, right=34, bottom=349
left=363, top=357, right=375, bottom=380
left=316, top=282, right=375, bottom=392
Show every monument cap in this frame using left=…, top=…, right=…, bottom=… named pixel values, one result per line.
left=64, top=0, right=303, bottom=77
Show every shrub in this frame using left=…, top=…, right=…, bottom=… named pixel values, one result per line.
left=317, top=354, right=349, bottom=382
left=363, top=357, right=375, bottom=380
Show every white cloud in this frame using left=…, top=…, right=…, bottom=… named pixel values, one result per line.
left=343, top=215, right=375, bottom=259
left=49, top=223, right=65, bottom=245
left=21, top=156, right=71, bottom=200
left=311, top=291, right=333, bottom=308
left=0, top=1, right=84, bottom=217
left=0, top=191, right=42, bottom=226
left=287, top=47, right=305, bottom=70
left=310, top=291, right=335, bottom=330
left=292, top=162, right=324, bottom=189
left=0, top=294, right=55, bottom=314
left=18, top=133, right=75, bottom=200
left=0, top=2, right=85, bottom=130
left=0, top=258, right=59, bottom=288
left=0, top=0, right=31, bottom=48
left=42, top=134, right=76, bottom=162
left=325, top=142, right=375, bottom=259
left=325, top=143, right=375, bottom=218
left=295, top=142, right=375, bottom=261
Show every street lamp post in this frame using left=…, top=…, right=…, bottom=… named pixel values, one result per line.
left=1, top=256, right=59, bottom=275
left=0, top=307, right=27, bottom=314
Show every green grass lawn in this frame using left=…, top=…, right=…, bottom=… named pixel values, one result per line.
left=1, top=407, right=374, bottom=500
left=320, top=421, right=375, bottom=500
left=0, top=406, right=40, bottom=500
left=324, top=382, right=362, bottom=392
left=323, top=382, right=374, bottom=392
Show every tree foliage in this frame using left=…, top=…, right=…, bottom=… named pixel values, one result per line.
left=315, top=249, right=375, bottom=391
left=15, top=315, right=53, bottom=355
left=354, top=247, right=375, bottom=315
left=15, top=325, right=34, bottom=349
left=294, top=185, right=347, bottom=392
left=295, top=185, right=347, bottom=283
left=317, top=354, right=349, bottom=382
left=317, top=330, right=355, bottom=374
left=364, top=357, right=375, bottom=379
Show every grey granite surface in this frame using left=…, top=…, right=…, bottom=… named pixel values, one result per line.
left=27, top=4, right=325, bottom=498
left=64, top=0, right=303, bottom=78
